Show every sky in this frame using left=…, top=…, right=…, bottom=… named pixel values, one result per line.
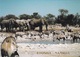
left=0, top=0, right=80, bottom=17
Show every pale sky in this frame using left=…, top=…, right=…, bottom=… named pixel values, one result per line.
left=0, top=0, right=80, bottom=17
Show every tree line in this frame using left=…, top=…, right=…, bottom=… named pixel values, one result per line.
left=0, top=9, right=80, bottom=26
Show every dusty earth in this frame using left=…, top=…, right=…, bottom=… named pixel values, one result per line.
left=0, top=32, right=80, bottom=57
left=0, top=43, right=80, bottom=57
left=0, top=25, right=80, bottom=57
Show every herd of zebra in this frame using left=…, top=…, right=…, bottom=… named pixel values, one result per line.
left=15, top=30, right=80, bottom=43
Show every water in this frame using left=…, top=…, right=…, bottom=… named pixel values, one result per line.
left=18, top=39, right=80, bottom=44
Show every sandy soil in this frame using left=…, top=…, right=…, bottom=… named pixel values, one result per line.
left=0, top=43, right=80, bottom=57
left=0, top=25, right=80, bottom=57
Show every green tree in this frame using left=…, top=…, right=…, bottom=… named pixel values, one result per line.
left=74, top=13, right=80, bottom=25
left=57, top=9, right=68, bottom=26
left=59, top=9, right=68, bottom=15
left=5, top=14, right=18, bottom=20
left=0, top=16, right=4, bottom=22
left=32, top=12, right=41, bottom=19
left=47, top=14, right=55, bottom=19
left=66, top=14, right=74, bottom=25
left=44, top=14, right=55, bottom=24
left=19, top=14, right=30, bottom=19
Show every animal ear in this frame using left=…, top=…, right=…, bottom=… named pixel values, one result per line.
left=6, top=40, right=9, bottom=43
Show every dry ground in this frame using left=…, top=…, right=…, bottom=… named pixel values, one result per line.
left=0, top=25, right=80, bottom=57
